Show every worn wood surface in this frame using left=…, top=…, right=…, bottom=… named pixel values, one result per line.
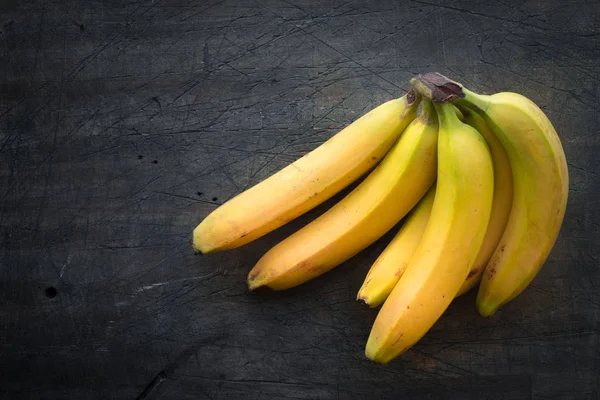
left=2, top=0, right=599, bottom=399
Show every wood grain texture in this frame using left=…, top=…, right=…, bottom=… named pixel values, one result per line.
left=1, top=0, right=599, bottom=399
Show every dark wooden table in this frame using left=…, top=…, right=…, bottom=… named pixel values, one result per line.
left=2, top=1, right=599, bottom=399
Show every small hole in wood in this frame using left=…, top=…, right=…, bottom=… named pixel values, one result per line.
left=45, top=287, right=58, bottom=298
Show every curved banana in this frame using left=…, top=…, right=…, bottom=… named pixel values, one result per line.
left=455, top=109, right=513, bottom=296
left=365, top=101, right=494, bottom=364
left=247, top=100, right=439, bottom=291
left=354, top=107, right=483, bottom=308
left=193, top=91, right=420, bottom=254
left=457, top=89, right=569, bottom=317
left=357, top=185, right=436, bottom=308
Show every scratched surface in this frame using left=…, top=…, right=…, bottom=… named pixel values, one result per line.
left=1, top=0, right=600, bottom=399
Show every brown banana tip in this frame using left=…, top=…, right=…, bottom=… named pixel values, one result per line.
left=406, top=89, right=417, bottom=104
left=248, top=284, right=274, bottom=294
left=247, top=271, right=263, bottom=291
left=357, top=296, right=371, bottom=308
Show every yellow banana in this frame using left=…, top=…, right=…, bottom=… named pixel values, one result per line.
left=365, top=101, right=494, bottom=364
left=354, top=106, right=479, bottom=308
left=192, top=91, right=420, bottom=254
left=454, top=88, right=568, bottom=317
left=247, top=100, right=439, bottom=291
left=357, top=185, right=436, bottom=308
left=455, top=109, right=513, bottom=296
left=408, top=73, right=568, bottom=316
left=359, top=113, right=510, bottom=303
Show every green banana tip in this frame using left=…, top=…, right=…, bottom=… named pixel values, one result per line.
left=476, top=301, right=499, bottom=318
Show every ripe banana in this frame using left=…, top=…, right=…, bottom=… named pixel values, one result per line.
left=455, top=109, right=513, bottom=296
left=192, top=91, right=420, bottom=254
left=247, top=100, right=439, bottom=291
left=355, top=108, right=505, bottom=308
left=357, top=185, right=436, bottom=308
left=455, top=88, right=569, bottom=317
left=365, top=101, right=494, bottom=364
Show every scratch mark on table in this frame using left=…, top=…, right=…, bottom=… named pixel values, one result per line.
left=135, top=271, right=220, bottom=292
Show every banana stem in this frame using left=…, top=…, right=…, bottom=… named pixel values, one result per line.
left=433, top=101, right=460, bottom=127
left=456, top=88, right=491, bottom=114
left=420, top=98, right=435, bottom=121
left=410, top=72, right=493, bottom=118
left=410, top=72, right=465, bottom=103
left=453, top=105, right=464, bottom=121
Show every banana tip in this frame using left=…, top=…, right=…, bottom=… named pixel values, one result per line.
left=476, top=301, right=499, bottom=318
left=191, top=240, right=208, bottom=255
left=356, top=296, right=377, bottom=308
left=190, top=237, right=204, bottom=255
left=191, top=235, right=218, bottom=254
left=247, top=270, right=263, bottom=291
left=364, top=349, right=390, bottom=365
left=357, top=296, right=369, bottom=307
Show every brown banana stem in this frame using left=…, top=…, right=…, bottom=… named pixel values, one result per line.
left=410, top=72, right=466, bottom=103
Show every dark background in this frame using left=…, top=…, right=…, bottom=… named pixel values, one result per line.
left=2, top=0, right=599, bottom=399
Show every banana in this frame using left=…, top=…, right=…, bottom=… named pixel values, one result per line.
left=357, top=185, right=436, bottom=308
left=456, top=89, right=568, bottom=317
left=455, top=109, right=513, bottom=296
left=365, top=101, right=493, bottom=364
left=353, top=106, right=471, bottom=308
left=355, top=108, right=505, bottom=309
left=247, top=100, right=439, bottom=291
left=192, top=91, right=420, bottom=254
left=408, top=73, right=568, bottom=316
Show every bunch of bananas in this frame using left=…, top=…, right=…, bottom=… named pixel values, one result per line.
left=192, top=72, right=569, bottom=364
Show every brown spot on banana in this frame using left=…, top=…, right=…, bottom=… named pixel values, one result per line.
left=467, top=268, right=479, bottom=279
